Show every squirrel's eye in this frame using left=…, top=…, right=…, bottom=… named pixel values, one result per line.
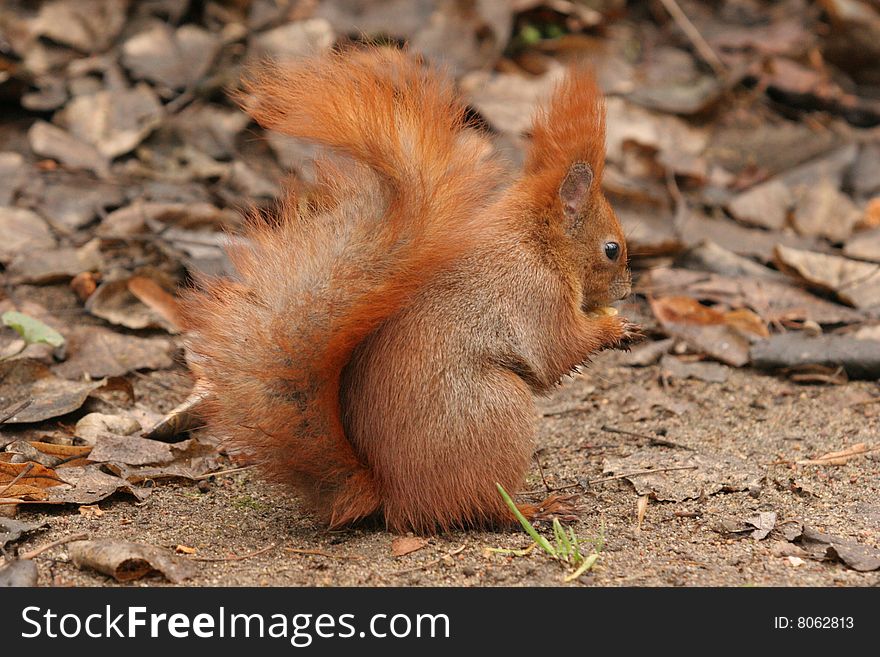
left=604, top=241, right=620, bottom=261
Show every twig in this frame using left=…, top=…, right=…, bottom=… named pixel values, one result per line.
left=657, top=0, right=726, bottom=77
left=20, top=533, right=89, bottom=560
left=589, top=465, right=697, bottom=485
left=388, top=546, right=466, bottom=576
left=520, top=481, right=582, bottom=496
left=193, top=465, right=256, bottom=481
left=0, top=400, right=32, bottom=424
left=0, top=462, right=34, bottom=497
left=601, top=425, right=694, bottom=451
left=534, top=454, right=552, bottom=493
left=285, top=547, right=361, bottom=561
left=192, top=543, right=276, bottom=562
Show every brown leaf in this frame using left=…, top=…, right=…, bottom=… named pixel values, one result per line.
left=127, top=276, right=184, bottom=331
left=69, top=539, right=196, bottom=583
left=726, top=179, right=792, bottom=231
left=640, top=267, right=865, bottom=326
left=33, top=0, right=128, bottom=53
left=8, top=239, right=104, bottom=284
left=47, top=465, right=149, bottom=504
left=88, top=435, right=176, bottom=466
left=52, top=326, right=174, bottom=380
left=56, top=85, right=163, bottom=159
left=0, top=462, right=65, bottom=499
left=0, top=517, right=47, bottom=549
left=0, top=208, right=56, bottom=265
left=774, top=245, right=880, bottom=309
left=844, top=228, right=880, bottom=264
left=0, top=359, right=104, bottom=424
left=0, top=559, right=38, bottom=586
left=27, top=121, right=109, bottom=178
left=791, top=179, right=861, bottom=243
left=649, top=296, right=762, bottom=367
left=391, top=536, right=429, bottom=557
left=602, top=449, right=762, bottom=502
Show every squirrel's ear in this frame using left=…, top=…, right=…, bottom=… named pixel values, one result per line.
left=559, top=162, right=593, bottom=221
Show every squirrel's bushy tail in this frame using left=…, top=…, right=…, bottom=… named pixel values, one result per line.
left=183, top=47, right=502, bottom=527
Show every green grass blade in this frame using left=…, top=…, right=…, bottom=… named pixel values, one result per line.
left=496, top=483, right=555, bottom=556
left=563, top=553, right=599, bottom=582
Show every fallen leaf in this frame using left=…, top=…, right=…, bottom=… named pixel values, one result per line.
left=0, top=359, right=105, bottom=424
left=0, top=518, right=47, bottom=549
left=641, top=267, right=865, bottom=326
left=794, top=525, right=880, bottom=572
left=7, top=239, right=105, bottom=284
left=122, top=21, right=221, bottom=93
left=27, top=121, right=109, bottom=177
left=601, top=449, right=762, bottom=502
left=247, top=18, right=334, bottom=62
left=47, top=466, right=149, bottom=504
left=746, top=511, right=777, bottom=540
left=56, top=85, right=163, bottom=159
left=791, top=178, right=861, bottom=243
left=127, top=276, right=183, bottom=331
left=727, top=179, right=792, bottom=231
left=0, top=207, right=56, bottom=265
left=775, top=245, right=880, bottom=310
left=649, top=296, right=763, bottom=367
left=392, top=536, right=429, bottom=557
left=75, top=413, right=142, bottom=445
left=1, top=311, right=65, bottom=348
left=0, top=559, right=38, bottom=586
left=636, top=495, right=648, bottom=531
left=33, top=0, right=128, bottom=53
left=78, top=505, right=104, bottom=517
left=461, top=67, right=564, bottom=135
left=69, top=539, right=196, bottom=583
left=88, top=435, right=176, bottom=466
left=0, top=461, right=65, bottom=500
left=844, top=228, right=880, bottom=264
left=52, top=326, right=174, bottom=379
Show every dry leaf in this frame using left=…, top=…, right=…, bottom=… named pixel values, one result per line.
left=78, top=505, right=104, bottom=517
left=127, top=276, right=183, bottom=331
left=0, top=359, right=105, bottom=424
left=775, top=245, right=880, bottom=309
left=69, top=539, right=196, bottom=583
left=391, top=536, right=429, bottom=557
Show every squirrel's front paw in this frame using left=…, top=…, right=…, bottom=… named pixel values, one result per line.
left=616, top=318, right=644, bottom=349
left=597, top=316, right=642, bottom=352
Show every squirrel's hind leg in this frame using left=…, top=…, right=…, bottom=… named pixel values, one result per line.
left=369, top=368, right=537, bottom=534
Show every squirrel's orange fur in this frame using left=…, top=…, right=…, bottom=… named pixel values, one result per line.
left=183, top=47, right=634, bottom=533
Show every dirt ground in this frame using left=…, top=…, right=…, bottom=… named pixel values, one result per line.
left=14, top=349, right=879, bottom=587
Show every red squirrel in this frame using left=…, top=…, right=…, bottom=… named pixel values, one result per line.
left=183, top=47, right=634, bottom=534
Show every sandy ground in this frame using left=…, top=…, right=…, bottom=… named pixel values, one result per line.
left=11, top=350, right=880, bottom=587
